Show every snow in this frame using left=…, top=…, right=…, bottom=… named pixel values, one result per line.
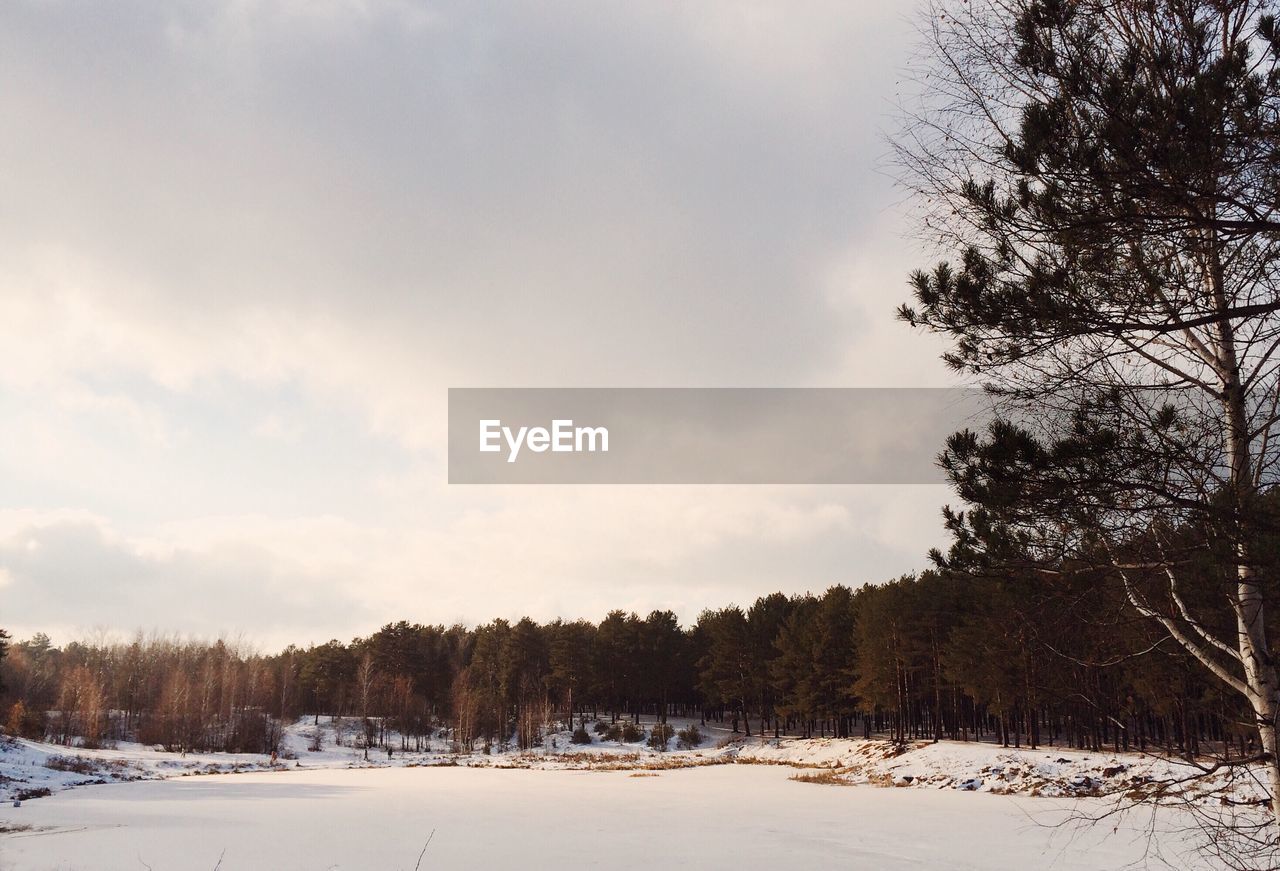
left=1, top=765, right=1202, bottom=870
left=0, top=719, right=1262, bottom=868
left=1, top=718, right=1267, bottom=804
left=732, top=734, right=1270, bottom=803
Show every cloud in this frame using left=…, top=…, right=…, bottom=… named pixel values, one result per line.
left=0, top=511, right=381, bottom=647
left=0, top=485, right=949, bottom=648
left=0, top=0, right=956, bottom=643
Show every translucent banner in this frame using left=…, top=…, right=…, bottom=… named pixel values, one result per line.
left=448, top=388, right=991, bottom=484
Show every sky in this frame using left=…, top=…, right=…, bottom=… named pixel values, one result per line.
left=0, top=0, right=958, bottom=649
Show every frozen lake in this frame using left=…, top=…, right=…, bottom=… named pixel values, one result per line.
left=0, top=765, right=1197, bottom=870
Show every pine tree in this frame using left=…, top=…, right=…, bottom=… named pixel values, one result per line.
left=898, top=0, right=1280, bottom=839
left=771, top=596, right=820, bottom=736
left=746, top=593, right=791, bottom=736
left=548, top=619, right=595, bottom=727
left=639, top=610, right=684, bottom=723
left=300, top=640, right=355, bottom=724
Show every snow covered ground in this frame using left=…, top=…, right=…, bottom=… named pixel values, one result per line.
left=732, top=733, right=1271, bottom=804
left=5, top=715, right=1260, bottom=802
left=0, top=718, right=1263, bottom=869
left=1, top=765, right=1204, bottom=870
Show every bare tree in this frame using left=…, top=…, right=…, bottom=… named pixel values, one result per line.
left=56, top=665, right=106, bottom=748
left=355, top=651, right=376, bottom=761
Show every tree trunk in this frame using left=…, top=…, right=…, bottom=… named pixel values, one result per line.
left=1216, top=251, right=1280, bottom=815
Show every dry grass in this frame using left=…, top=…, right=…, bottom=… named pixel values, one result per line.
left=584, top=755, right=731, bottom=772
left=789, top=769, right=854, bottom=786
left=43, top=754, right=101, bottom=775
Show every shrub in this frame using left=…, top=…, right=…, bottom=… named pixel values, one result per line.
left=647, top=723, right=674, bottom=751
left=676, top=725, right=702, bottom=750
left=599, top=723, right=622, bottom=741
left=44, top=754, right=98, bottom=775
left=620, top=722, right=644, bottom=743
left=593, top=721, right=608, bottom=734
left=570, top=726, right=593, bottom=745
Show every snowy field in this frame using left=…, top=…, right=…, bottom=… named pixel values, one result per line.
left=0, top=764, right=1201, bottom=871
left=0, top=719, right=1260, bottom=869
left=2, top=716, right=1267, bottom=805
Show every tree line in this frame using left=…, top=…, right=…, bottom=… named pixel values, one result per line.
left=0, top=547, right=1268, bottom=759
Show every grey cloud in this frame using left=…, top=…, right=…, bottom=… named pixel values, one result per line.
left=0, top=520, right=377, bottom=643
left=0, top=1, right=955, bottom=642
left=0, top=0, right=920, bottom=387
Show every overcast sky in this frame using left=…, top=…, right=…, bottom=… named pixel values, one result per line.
left=0, top=0, right=957, bottom=648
